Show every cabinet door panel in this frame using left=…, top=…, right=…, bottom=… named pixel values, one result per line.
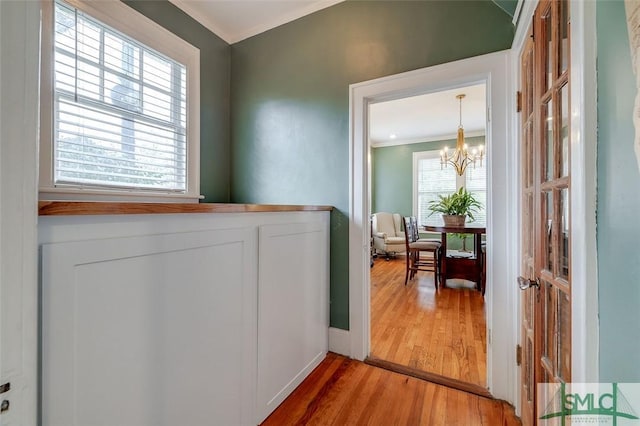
left=257, top=222, right=329, bottom=423
left=42, top=229, right=257, bottom=426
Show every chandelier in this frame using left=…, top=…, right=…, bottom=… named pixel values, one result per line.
left=440, top=94, right=484, bottom=176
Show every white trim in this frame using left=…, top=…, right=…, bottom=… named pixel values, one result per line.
left=512, top=0, right=525, bottom=26
left=370, top=130, right=485, bottom=148
left=349, top=50, right=515, bottom=402
left=0, top=1, right=40, bottom=424
left=169, top=0, right=344, bottom=45
left=167, top=0, right=232, bottom=44
left=328, top=327, right=351, bottom=356
left=509, top=9, right=537, bottom=416
left=39, top=187, right=203, bottom=203
left=509, top=1, right=535, bottom=416
left=512, top=0, right=538, bottom=51
left=39, top=0, right=201, bottom=202
left=569, top=0, right=599, bottom=384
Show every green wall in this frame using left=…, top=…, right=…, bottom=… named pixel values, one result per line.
left=372, top=136, right=485, bottom=216
left=230, top=1, right=513, bottom=329
left=124, top=1, right=231, bottom=202
left=596, top=1, right=640, bottom=381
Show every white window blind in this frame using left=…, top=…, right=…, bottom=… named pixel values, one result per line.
left=465, top=161, right=487, bottom=225
left=414, top=150, right=486, bottom=226
left=416, top=153, right=457, bottom=227
left=52, top=0, right=187, bottom=192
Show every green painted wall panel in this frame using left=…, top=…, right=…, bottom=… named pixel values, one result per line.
left=596, top=1, right=640, bottom=382
left=124, top=1, right=231, bottom=202
left=231, top=1, right=513, bottom=329
left=372, top=136, right=485, bottom=216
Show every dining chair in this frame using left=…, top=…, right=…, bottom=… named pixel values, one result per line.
left=403, top=216, right=442, bottom=287
left=410, top=216, right=441, bottom=244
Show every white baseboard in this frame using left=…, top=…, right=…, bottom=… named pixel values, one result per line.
left=328, top=327, right=350, bottom=356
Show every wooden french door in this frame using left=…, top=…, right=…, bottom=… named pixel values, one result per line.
left=519, top=1, right=571, bottom=424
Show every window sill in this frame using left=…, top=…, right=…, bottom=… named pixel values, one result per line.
left=38, top=201, right=334, bottom=216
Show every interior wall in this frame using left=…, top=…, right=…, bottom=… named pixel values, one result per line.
left=124, top=0, right=231, bottom=202
left=596, top=0, right=640, bottom=382
left=230, top=0, right=513, bottom=329
left=371, top=136, right=485, bottom=216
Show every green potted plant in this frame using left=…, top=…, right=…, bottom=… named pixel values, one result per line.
left=428, top=187, right=482, bottom=227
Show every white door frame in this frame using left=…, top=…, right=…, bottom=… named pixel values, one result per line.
left=566, top=0, right=599, bottom=385
left=0, top=1, right=40, bottom=424
left=348, top=50, right=518, bottom=401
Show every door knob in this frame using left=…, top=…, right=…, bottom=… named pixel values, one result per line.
left=518, top=276, right=540, bottom=290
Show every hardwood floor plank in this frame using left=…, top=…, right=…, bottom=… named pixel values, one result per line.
left=262, top=355, right=520, bottom=425
left=370, top=256, right=486, bottom=387
left=262, top=353, right=346, bottom=425
left=326, top=364, right=383, bottom=425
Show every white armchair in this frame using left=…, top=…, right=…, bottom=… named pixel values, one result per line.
left=372, top=212, right=405, bottom=259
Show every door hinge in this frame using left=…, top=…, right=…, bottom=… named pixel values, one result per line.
left=531, top=21, right=535, bottom=42
left=0, top=383, right=9, bottom=394
left=516, top=344, right=523, bottom=366
left=516, top=91, right=522, bottom=113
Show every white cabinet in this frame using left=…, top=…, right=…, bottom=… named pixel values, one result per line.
left=39, top=211, right=329, bottom=426
left=257, top=222, right=328, bottom=423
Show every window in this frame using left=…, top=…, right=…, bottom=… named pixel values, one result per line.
left=40, top=0, right=200, bottom=202
left=413, top=150, right=486, bottom=226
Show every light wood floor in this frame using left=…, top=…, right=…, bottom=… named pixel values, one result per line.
left=261, top=353, right=520, bottom=425
left=370, top=256, right=487, bottom=387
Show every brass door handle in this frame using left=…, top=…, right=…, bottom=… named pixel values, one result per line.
left=518, top=276, right=540, bottom=290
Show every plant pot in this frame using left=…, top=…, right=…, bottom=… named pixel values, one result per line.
left=442, top=214, right=466, bottom=227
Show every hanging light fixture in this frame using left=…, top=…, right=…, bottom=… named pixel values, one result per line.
left=440, top=94, right=484, bottom=176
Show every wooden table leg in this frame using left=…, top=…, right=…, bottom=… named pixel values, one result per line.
left=440, top=232, right=447, bottom=288
left=474, top=234, right=482, bottom=292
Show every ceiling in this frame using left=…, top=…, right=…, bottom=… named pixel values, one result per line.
left=368, top=84, right=487, bottom=148
left=168, top=0, right=345, bottom=44
left=168, top=0, right=518, bottom=45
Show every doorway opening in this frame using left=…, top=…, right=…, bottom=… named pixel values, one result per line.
left=348, top=50, right=518, bottom=401
left=368, top=83, right=489, bottom=391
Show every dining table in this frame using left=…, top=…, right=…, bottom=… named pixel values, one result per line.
left=423, top=224, right=486, bottom=293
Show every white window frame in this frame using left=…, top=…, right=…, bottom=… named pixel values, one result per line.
left=39, top=0, right=201, bottom=202
left=412, top=148, right=486, bottom=226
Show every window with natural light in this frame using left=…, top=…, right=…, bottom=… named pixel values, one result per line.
left=40, top=0, right=200, bottom=202
left=414, top=150, right=486, bottom=226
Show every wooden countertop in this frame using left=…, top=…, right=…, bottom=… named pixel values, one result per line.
left=38, top=201, right=334, bottom=216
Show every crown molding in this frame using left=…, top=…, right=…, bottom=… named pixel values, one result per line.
left=230, top=0, right=344, bottom=44
left=370, top=130, right=485, bottom=148
left=168, top=0, right=232, bottom=43
left=169, top=0, right=344, bottom=45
